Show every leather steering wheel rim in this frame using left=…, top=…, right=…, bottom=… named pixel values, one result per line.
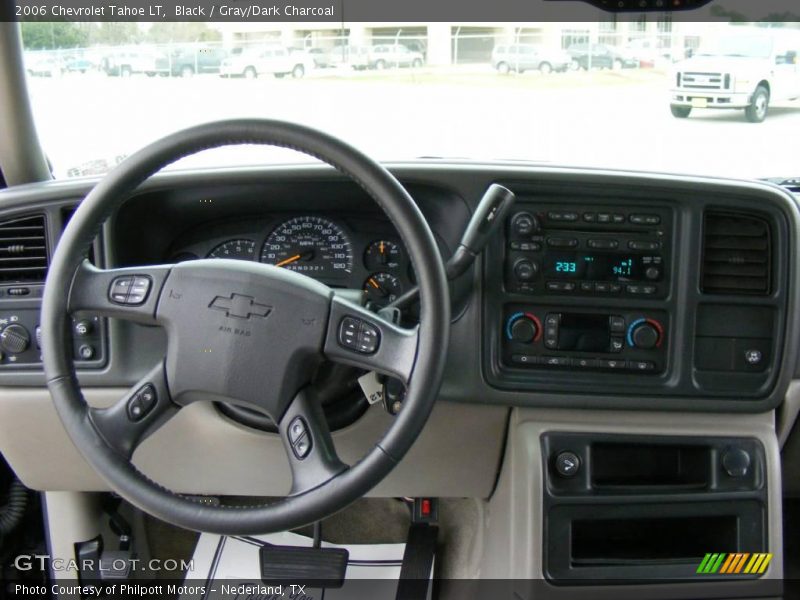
left=42, top=119, right=450, bottom=534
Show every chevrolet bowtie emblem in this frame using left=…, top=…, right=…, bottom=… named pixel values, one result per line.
left=209, top=293, right=272, bottom=320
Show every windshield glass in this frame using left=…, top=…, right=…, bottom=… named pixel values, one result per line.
left=21, top=21, right=800, bottom=180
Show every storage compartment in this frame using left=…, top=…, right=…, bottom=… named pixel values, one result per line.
left=546, top=501, right=766, bottom=581
left=591, top=442, right=709, bottom=489
left=571, top=515, right=737, bottom=564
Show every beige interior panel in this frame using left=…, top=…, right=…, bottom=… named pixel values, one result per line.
left=0, top=387, right=507, bottom=498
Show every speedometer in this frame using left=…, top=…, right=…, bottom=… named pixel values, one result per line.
left=260, top=216, right=353, bottom=280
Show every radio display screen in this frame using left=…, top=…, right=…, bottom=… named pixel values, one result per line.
left=544, top=253, right=645, bottom=281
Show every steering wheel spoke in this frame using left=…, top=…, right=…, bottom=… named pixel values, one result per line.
left=279, top=387, right=347, bottom=495
left=89, top=361, right=177, bottom=459
left=69, top=260, right=172, bottom=324
left=323, top=295, right=419, bottom=385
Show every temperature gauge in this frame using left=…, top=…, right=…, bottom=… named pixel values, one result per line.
left=364, top=240, right=402, bottom=271
left=363, top=272, right=403, bottom=307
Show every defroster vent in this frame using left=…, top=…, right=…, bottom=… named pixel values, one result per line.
left=0, top=215, right=49, bottom=284
left=701, top=211, right=771, bottom=295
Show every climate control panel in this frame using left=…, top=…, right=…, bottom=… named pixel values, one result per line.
left=502, top=305, right=667, bottom=374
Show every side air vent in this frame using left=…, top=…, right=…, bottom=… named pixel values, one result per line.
left=701, top=211, right=771, bottom=295
left=0, top=215, right=49, bottom=284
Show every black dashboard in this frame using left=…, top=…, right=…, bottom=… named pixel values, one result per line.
left=0, top=163, right=797, bottom=414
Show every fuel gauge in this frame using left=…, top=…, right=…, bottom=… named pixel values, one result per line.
left=364, top=240, right=402, bottom=271
left=363, top=272, right=403, bottom=307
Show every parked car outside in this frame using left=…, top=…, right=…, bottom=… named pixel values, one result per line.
left=368, top=44, right=424, bottom=69
left=492, top=43, right=572, bottom=74
left=156, top=46, right=229, bottom=77
left=311, top=45, right=370, bottom=70
left=568, top=43, right=639, bottom=70
left=670, top=28, right=800, bottom=123
left=25, top=55, right=63, bottom=77
left=101, top=49, right=163, bottom=77
left=219, top=46, right=313, bottom=79
left=63, top=56, right=97, bottom=74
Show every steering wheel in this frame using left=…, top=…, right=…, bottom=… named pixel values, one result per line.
left=42, top=120, right=450, bottom=534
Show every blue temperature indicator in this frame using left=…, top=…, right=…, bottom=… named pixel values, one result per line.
left=555, top=261, right=577, bottom=273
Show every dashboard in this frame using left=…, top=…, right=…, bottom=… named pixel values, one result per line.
left=0, top=163, right=797, bottom=415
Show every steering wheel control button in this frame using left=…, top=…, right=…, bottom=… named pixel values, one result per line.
left=357, top=322, right=380, bottom=354
left=109, top=275, right=151, bottom=305
left=127, top=384, right=157, bottom=422
left=338, top=317, right=381, bottom=354
left=555, top=451, right=581, bottom=478
left=288, top=417, right=307, bottom=444
left=292, top=434, right=312, bottom=460
left=338, top=317, right=360, bottom=348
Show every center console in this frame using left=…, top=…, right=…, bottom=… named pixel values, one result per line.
left=482, top=181, right=790, bottom=405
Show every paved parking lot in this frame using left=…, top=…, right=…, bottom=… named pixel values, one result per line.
left=27, top=68, right=800, bottom=181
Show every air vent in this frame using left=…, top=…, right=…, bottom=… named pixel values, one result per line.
left=0, top=215, right=48, bottom=284
left=701, top=211, right=770, bottom=295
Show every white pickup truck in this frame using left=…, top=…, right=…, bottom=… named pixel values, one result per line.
left=670, top=29, right=800, bottom=123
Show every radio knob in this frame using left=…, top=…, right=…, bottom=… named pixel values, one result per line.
left=645, top=266, right=661, bottom=280
left=511, top=212, right=539, bottom=236
left=0, top=324, right=30, bottom=354
left=510, top=318, right=538, bottom=343
left=513, top=259, right=539, bottom=282
left=629, top=321, right=661, bottom=350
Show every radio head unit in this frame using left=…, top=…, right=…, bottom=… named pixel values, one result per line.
left=505, top=205, right=672, bottom=298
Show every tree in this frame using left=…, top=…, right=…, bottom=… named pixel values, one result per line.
left=145, top=23, right=222, bottom=44
left=21, top=22, right=89, bottom=50
left=88, top=23, right=142, bottom=46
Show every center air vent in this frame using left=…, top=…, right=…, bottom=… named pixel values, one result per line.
left=0, top=215, right=49, bottom=284
left=701, top=211, right=770, bottom=295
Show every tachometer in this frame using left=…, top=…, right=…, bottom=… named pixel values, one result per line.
left=260, top=216, right=353, bottom=280
left=207, top=239, right=256, bottom=260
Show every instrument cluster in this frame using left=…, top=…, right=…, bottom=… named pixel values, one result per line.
left=169, top=214, right=413, bottom=308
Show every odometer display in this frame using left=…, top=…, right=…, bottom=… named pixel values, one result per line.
left=260, top=216, right=353, bottom=280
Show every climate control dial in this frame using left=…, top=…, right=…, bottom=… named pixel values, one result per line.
left=506, top=312, right=542, bottom=344
left=626, top=318, right=664, bottom=350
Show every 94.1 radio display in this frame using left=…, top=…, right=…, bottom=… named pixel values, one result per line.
left=546, top=253, right=644, bottom=281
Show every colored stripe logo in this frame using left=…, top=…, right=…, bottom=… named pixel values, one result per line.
left=697, top=553, right=772, bottom=575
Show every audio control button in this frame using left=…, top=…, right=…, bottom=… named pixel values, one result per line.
left=513, top=259, right=539, bottom=282
left=587, top=239, right=619, bottom=250
left=511, top=212, right=538, bottom=236
left=546, top=237, right=578, bottom=248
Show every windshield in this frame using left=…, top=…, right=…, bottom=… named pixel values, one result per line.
left=21, top=21, right=800, bottom=180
